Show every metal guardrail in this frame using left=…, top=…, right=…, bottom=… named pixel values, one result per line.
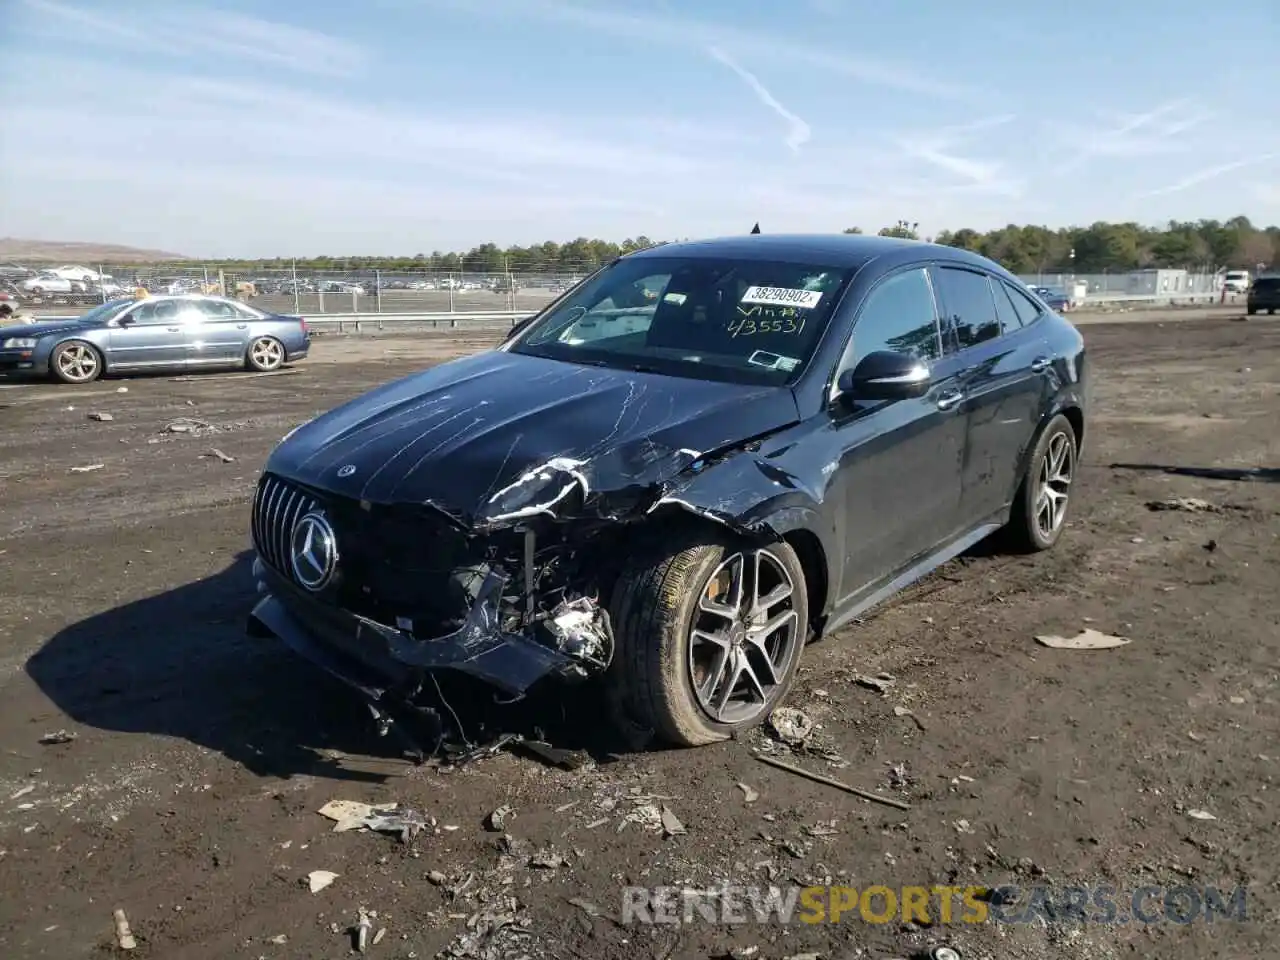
left=302, top=310, right=529, bottom=331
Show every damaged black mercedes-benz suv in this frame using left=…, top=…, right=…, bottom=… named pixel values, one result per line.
left=248, top=233, right=1088, bottom=746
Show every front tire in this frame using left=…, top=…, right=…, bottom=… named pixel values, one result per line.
left=245, top=336, right=285, bottom=371
left=50, top=340, right=103, bottom=384
left=1006, top=414, right=1078, bottom=552
left=608, top=537, right=808, bottom=746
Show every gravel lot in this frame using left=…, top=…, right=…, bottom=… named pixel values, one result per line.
left=0, top=311, right=1276, bottom=959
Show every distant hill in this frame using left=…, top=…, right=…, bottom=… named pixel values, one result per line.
left=0, top=238, right=189, bottom=263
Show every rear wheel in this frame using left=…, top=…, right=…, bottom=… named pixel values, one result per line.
left=246, top=336, right=285, bottom=371
left=608, top=538, right=808, bottom=746
left=50, top=340, right=103, bottom=384
left=1005, top=414, right=1077, bottom=552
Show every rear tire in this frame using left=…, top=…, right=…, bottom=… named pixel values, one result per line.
left=1004, top=414, right=1078, bottom=553
left=608, top=537, right=808, bottom=746
left=245, top=336, right=285, bottom=371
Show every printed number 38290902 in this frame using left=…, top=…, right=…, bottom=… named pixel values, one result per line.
left=727, top=310, right=806, bottom=338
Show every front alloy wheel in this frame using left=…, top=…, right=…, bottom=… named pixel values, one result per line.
left=689, top=549, right=802, bottom=726
left=610, top=538, right=809, bottom=746
left=51, top=340, right=103, bottom=384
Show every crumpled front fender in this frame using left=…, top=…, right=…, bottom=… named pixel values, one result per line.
left=647, top=439, right=834, bottom=547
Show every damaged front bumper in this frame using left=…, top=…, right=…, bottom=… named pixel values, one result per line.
left=247, top=557, right=607, bottom=701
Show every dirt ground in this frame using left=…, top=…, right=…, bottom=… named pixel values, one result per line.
left=0, top=311, right=1277, bottom=960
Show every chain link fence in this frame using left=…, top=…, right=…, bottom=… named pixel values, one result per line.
left=8, top=261, right=1239, bottom=314
left=8, top=263, right=602, bottom=315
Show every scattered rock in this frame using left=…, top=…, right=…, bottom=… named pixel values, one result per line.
left=854, top=673, right=897, bottom=694
left=164, top=417, right=212, bottom=434
left=486, top=805, right=514, bottom=831
left=306, top=870, right=339, bottom=893
left=737, top=782, right=759, bottom=804
left=203, top=448, right=235, bottom=463
left=1147, top=497, right=1219, bottom=513
left=567, top=897, right=603, bottom=918
left=69, top=463, right=104, bottom=473
left=529, top=847, right=567, bottom=869
left=113, top=909, right=136, bottom=950
left=38, top=730, right=76, bottom=745
left=659, top=805, right=686, bottom=837
left=893, top=705, right=928, bottom=731
left=1186, top=809, right=1217, bottom=821
left=767, top=707, right=813, bottom=745
left=87, top=412, right=113, bottom=422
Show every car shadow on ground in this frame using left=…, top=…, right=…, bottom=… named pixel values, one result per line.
left=26, top=551, right=630, bottom=784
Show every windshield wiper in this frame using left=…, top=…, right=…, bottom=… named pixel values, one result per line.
left=569, top=356, right=663, bottom=375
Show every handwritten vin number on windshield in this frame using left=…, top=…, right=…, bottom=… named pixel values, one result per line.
left=727, top=305, right=806, bottom=338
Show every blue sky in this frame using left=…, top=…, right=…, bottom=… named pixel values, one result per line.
left=1, top=0, right=1278, bottom=257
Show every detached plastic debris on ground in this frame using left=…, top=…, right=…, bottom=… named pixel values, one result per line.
left=1035, top=628, right=1131, bottom=650
left=317, top=799, right=435, bottom=843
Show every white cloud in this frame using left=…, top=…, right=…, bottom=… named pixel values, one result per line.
left=18, top=0, right=367, bottom=77
left=1050, top=99, right=1213, bottom=174
left=894, top=115, right=1022, bottom=198
left=418, top=0, right=985, bottom=103
left=708, top=47, right=811, bottom=154
left=1139, top=154, right=1279, bottom=198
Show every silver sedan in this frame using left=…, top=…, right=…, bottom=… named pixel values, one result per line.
left=0, top=295, right=311, bottom=383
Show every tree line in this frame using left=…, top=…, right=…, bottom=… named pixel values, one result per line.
left=165, top=217, right=1279, bottom=276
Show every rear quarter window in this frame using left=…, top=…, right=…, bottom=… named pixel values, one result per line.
left=1004, top=282, right=1045, bottom=325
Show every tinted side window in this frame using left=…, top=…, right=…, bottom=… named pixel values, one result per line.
left=990, top=278, right=1022, bottom=332
left=198, top=300, right=239, bottom=319
left=129, top=302, right=177, bottom=325
left=848, top=268, right=941, bottom=365
left=1005, top=283, right=1044, bottom=326
left=937, top=267, right=1001, bottom=348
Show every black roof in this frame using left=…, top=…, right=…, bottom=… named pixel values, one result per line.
left=629, top=233, right=986, bottom=271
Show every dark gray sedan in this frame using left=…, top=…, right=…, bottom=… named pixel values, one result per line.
left=0, top=295, right=311, bottom=383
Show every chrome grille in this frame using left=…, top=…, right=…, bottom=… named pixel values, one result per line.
left=252, top=473, right=320, bottom=578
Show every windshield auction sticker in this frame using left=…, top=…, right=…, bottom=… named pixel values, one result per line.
left=741, top=286, right=823, bottom=309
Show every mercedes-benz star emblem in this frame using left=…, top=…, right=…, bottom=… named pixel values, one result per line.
left=289, top=511, right=339, bottom=591
left=337, top=464, right=357, bottom=478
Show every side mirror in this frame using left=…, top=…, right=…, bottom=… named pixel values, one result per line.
left=116, top=315, right=136, bottom=328
left=837, top=350, right=931, bottom=402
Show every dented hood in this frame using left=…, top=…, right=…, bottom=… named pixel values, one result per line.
left=267, top=350, right=801, bottom=524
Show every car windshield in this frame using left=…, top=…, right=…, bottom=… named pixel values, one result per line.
left=1253, top=277, right=1280, bottom=291
left=508, top=255, right=853, bottom=385
left=78, top=299, right=134, bottom=324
